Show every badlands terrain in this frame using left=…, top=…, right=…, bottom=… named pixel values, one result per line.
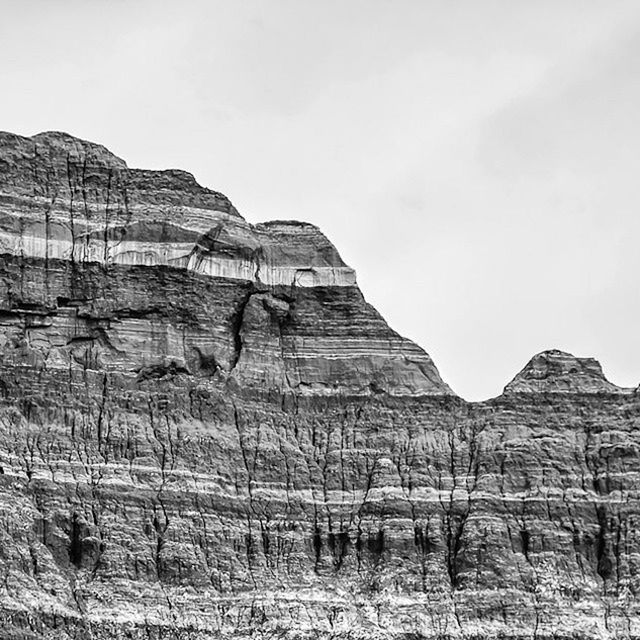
left=0, top=131, right=638, bottom=639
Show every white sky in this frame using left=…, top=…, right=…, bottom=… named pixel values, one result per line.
left=2, top=0, right=639, bottom=400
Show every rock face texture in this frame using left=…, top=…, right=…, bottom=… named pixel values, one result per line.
left=0, top=131, right=638, bottom=640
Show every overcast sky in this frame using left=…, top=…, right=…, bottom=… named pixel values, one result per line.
left=2, top=0, right=639, bottom=400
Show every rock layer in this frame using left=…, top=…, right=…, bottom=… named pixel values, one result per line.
left=0, top=132, right=638, bottom=640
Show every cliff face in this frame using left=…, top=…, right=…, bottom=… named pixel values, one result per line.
left=0, top=132, right=638, bottom=640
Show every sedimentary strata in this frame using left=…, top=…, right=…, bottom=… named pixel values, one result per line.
left=0, top=131, right=638, bottom=640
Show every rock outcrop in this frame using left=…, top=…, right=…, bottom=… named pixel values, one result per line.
left=503, top=349, right=626, bottom=395
left=0, top=131, right=638, bottom=640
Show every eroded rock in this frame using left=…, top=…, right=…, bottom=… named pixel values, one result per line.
left=0, top=132, right=638, bottom=640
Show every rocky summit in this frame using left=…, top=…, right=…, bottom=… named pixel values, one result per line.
left=0, top=131, right=638, bottom=640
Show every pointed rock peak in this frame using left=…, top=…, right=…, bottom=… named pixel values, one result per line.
left=503, top=349, right=626, bottom=394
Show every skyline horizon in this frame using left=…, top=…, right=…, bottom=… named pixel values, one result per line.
left=2, top=0, right=639, bottom=400
left=2, top=126, right=634, bottom=401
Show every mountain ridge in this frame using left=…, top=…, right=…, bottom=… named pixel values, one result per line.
left=0, top=131, right=639, bottom=640
left=1, top=131, right=632, bottom=399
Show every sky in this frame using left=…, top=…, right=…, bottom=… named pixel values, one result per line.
left=1, top=0, right=639, bottom=400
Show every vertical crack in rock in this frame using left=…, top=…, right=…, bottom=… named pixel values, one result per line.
left=229, top=288, right=257, bottom=371
left=69, top=513, right=84, bottom=569
left=65, top=152, right=77, bottom=266
left=596, top=504, right=613, bottom=584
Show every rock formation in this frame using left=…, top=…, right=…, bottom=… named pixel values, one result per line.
left=0, top=131, right=638, bottom=640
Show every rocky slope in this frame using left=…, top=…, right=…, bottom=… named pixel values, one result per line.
left=0, top=131, right=638, bottom=640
